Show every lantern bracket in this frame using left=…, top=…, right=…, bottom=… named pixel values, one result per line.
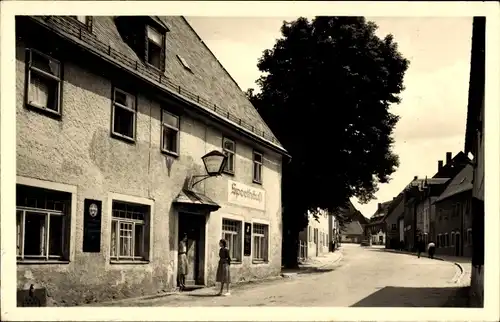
left=190, top=174, right=213, bottom=189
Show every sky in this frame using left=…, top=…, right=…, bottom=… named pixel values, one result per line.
left=186, top=16, right=473, bottom=218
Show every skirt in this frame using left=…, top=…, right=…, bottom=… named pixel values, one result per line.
left=216, top=261, right=230, bottom=283
left=178, top=253, right=188, bottom=275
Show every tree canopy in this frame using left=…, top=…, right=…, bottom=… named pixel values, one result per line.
left=246, top=17, right=409, bottom=267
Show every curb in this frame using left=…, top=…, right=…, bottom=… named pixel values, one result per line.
left=281, top=251, right=344, bottom=278
left=452, top=261, right=465, bottom=284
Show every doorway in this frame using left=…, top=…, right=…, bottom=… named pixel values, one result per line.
left=178, top=212, right=206, bottom=286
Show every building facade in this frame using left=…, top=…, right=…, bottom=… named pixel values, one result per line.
left=464, top=16, right=485, bottom=308
left=384, top=194, right=404, bottom=249
left=434, top=165, right=473, bottom=257
left=366, top=201, right=391, bottom=245
left=15, top=16, right=289, bottom=306
left=298, top=209, right=330, bottom=259
left=340, top=220, right=364, bottom=244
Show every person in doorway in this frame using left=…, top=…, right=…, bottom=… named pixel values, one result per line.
left=427, top=240, right=436, bottom=259
left=178, top=233, right=188, bottom=291
left=216, top=239, right=231, bottom=296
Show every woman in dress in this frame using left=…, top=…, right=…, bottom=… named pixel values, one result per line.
left=216, top=239, right=231, bottom=296
left=178, top=233, right=188, bottom=291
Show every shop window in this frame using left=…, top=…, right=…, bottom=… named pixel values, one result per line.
left=25, top=49, right=62, bottom=116
left=161, top=110, right=180, bottom=155
left=16, top=184, right=71, bottom=262
left=221, top=219, right=242, bottom=262
left=252, top=223, right=269, bottom=262
left=252, top=151, right=263, bottom=184
left=111, top=87, right=136, bottom=141
left=110, top=201, right=150, bottom=262
left=222, top=137, right=235, bottom=174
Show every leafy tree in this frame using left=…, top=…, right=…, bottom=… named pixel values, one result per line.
left=247, top=17, right=409, bottom=268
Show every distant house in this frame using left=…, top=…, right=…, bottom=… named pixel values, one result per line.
left=434, top=164, right=473, bottom=257
left=298, top=208, right=330, bottom=260
left=340, top=220, right=364, bottom=244
left=365, top=201, right=391, bottom=245
left=384, top=193, right=405, bottom=249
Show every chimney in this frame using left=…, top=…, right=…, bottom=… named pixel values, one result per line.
left=438, top=160, right=443, bottom=172
left=413, top=176, right=418, bottom=181
left=446, top=152, right=452, bottom=164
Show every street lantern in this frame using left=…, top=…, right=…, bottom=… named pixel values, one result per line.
left=190, top=150, right=228, bottom=189
left=201, top=150, right=227, bottom=176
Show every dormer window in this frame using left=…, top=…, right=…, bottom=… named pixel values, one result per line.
left=146, top=25, right=164, bottom=70
left=72, top=16, right=93, bottom=32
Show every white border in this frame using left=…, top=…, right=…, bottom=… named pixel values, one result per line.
left=106, top=192, right=155, bottom=269
left=16, top=176, right=78, bottom=264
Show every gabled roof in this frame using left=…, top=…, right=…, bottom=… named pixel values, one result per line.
left=341, top=220, right=364, bottom=235
left=29, top=16, right=287, bottom=156
left=384, top=193, right=405, bottom=221
left=371, top=200, right=392, bottom=219
left=435, top=164, right=473, bottom=203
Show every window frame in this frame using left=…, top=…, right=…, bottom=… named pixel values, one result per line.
left=145, top=24, right=165, bottom=72
left=25, top=48, right=63, bottom=117
left=73, top=16, right=93, bottom=32
left=252, top=222, right=269, bottom=263
left=160, top=109, right=180, bottom=156
left=111, top=86, right=137, bottom=143
left=252, top=150, right=263, bottom=184
left=221, top=218, right=243, bottom=263
left=222, top=137, right=236, bottom=175
left=109, top=200, right=151, bottom=263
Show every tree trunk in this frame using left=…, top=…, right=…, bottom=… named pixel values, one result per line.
left=282, top=226, right=300, bottom=269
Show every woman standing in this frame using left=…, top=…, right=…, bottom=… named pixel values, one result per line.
left=178, top=233, right=188, bottom=291
left=216, top=239, right=231, bottom=296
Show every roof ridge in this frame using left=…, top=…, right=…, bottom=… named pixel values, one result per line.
left=180, top=16, right=281, bottom=147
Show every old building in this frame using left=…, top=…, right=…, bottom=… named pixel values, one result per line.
left=298, top=209, right=330, bottom=260
left=384, top=193, right=404, bottom=249
left=340, top=220, right=365, bottom=244
left=328, top=209, right=340, bottom=251
left=464, top=16, right=485, bottom=308
left=434, top=164, right=473, bottom=257
left=15, top=16, right=289, bottom=306
left=365, top=201, right=391, bottom=245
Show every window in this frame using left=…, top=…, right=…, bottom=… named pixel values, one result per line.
left=222, top=137, right=235, bottom=174
left=326, top=233, right=329, bottom=244
left=177, top=55, right=192, bottom=72
left=146, top=25, right=164, bottom=70
left=252, top=223, right=269, bottom=262
left=308, top=226, right=312, bottom=242
left=314, top=228, right=318, bottom=244
left=110, top=201, right=150, bottom=262
left=391, top=224, right=397, bottom=231
left=73, top=16, right=93, bottom=31
left=252, top=151, right=263, bottom=184
left=16, top=184, right=71, bottom=262
left=111, top=87, right=136, bottom=141
left=161, top=110, right=180, bottom=155
left=25, top=49, right=62, bottom=115
left=467, top=228, right=472, bottom=245
left=222, top=219, right=242, bottom=262
left=451, top=232, right=455, bottom=246
left=445, top=233, right=449, bottom=247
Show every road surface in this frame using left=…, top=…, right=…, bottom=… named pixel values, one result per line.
left=101, top=244, right=463, bottom=307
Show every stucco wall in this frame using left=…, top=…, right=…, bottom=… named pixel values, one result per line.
left=434, top=195, right=471, bottom=257
left=304, top=209, right=330, bottom=258
left=15, top=39, right=282, bottom=306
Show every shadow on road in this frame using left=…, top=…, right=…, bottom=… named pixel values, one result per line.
left=350, top=286, right=470, bottom=307
left=187, top=293, right=220, bottom=297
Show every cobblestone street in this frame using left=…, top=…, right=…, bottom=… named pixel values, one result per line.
left=99, top=244, right=464, bottom=307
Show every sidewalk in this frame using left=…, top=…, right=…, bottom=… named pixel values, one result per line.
left=90, top=250, right=344, bottom=306
left=281, top=249, right=344, bottom=277
left=382, top=248, right=471, bottom=286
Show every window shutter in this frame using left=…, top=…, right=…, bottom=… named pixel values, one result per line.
left=160, top=34, right=166, bottom=72
left=144, top=209, right=152, bottom=260
left=87, top=16, right=93, bottom=32
left=264, top=230, right=269, bottom=261
left=62, top=202, right=72, bottom=261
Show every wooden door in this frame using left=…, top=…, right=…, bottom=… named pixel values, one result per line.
left=185, top=237, right=197, bottom=284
